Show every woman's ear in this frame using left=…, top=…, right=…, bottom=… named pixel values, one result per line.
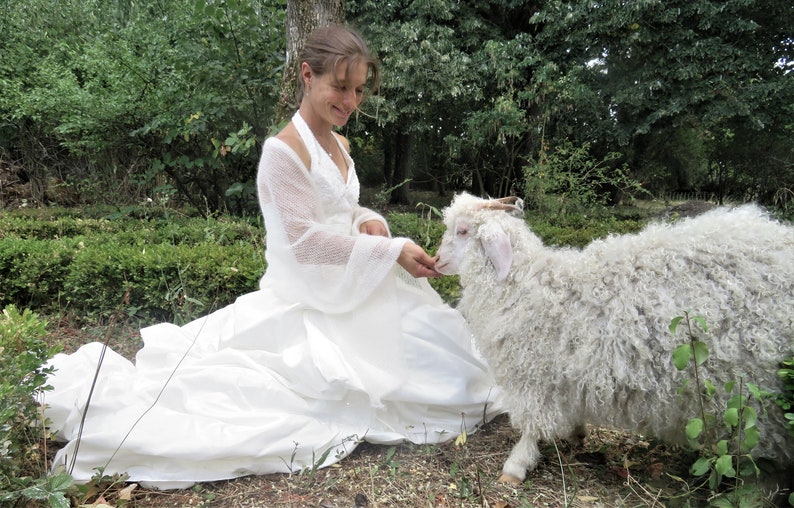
left=300, top=62, right=313, bottom=86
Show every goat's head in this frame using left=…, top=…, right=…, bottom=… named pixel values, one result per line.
left=436, top=193, right=524, bottom=282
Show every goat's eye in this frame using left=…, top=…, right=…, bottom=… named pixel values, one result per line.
left=456, top=228, right=468, bottom=236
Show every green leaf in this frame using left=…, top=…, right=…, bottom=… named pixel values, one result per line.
left=727, top=394, right=744, bottom=410
left=20, top=485, right=48, bottom=501
left=715, top=439, right=729, bottom=456
left=691, top=315, right=708, bottom=332
left=738, top=457, right=759, bottom=477
left=714, top=455, right=736, bottom=477
left=709, top=469, right=720, bottom=490
left=690, top=457, right=711, bottom=476
left=724, top=407, right=739, bottom=428
left=685, top=418, right=704, bottom=439
left=742, top=427, right=760, bottom=452
left=709, top=498, right=734, bottom=508
left=48, top=473, right=72, bottom=491
left=48, top=493, right=70, bottom=508
left=692, top=341, right=709, bottom=365
left=742, top=406, right=758, bottom=429
left=673, top=344, right=692, bottom=370
left=704, top=379, right=716, bottom=398
left=669, top=315, right=684, bottom=334
left=746, top=383, right=765, bottom=401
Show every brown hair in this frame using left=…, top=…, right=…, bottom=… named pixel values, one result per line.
left=296, top=25, right=380, bottom=104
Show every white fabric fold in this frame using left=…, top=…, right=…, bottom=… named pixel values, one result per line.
left=43, top=111, right=502, bottom=489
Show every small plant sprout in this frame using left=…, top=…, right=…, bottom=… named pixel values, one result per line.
left=670, top=311, right=774, bottom=504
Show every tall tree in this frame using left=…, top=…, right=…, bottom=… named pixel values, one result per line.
left=348, top=0, right=519, bottom=202
left=0, top=0, right=285, bottom=212
left=530, top=0, right=794, bottom=201
left=277, top=0, right=344, bottom=123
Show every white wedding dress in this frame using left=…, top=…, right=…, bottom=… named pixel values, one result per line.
left=44, top=112, right=502, bottom=489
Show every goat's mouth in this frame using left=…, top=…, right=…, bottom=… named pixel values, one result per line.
left=435, top=260, right=453, bottom=275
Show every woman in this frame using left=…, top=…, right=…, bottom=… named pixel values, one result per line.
left=44, top=25, right=501, bottom=489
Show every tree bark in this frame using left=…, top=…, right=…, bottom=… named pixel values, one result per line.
left=389, top=128, right=412, bottom=205
left=276, top=0, right=344, bottom=124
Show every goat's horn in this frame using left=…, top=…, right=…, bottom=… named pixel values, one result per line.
left=478, top=196, right=524, bottom=213
left=496, top=196, right=523, bottom=207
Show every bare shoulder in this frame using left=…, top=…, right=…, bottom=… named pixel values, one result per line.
left=333, top=131, right=351, bottom=154
left=275, top=122, right=311, bottom=170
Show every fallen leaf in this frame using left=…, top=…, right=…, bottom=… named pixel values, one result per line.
left=648, top=462, right=665, bottom=479
left=577, top=495, right=599, bottom=503
left=611, top=466, right=629, bottom=478
left=118, top=483, right=137, bottom=501
left=494, top=502, right=512, bottom=508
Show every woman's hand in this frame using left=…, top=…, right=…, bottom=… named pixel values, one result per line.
left=397, top=242, right=441, bottom=279
left=359, top=220, right=388, bottom=237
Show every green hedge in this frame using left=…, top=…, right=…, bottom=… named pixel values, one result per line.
left=0, top=208, right=646, bottom=322
left=0, top=214, right=266, bottom=323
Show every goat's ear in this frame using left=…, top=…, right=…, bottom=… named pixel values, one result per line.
left=480, top=222, right=512, bottom=281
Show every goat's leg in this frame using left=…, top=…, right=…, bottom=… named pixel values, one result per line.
left=498, top=431, right=540, bottom=484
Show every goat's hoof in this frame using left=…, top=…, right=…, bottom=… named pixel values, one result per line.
left=497, top=473, right=523, bottom=484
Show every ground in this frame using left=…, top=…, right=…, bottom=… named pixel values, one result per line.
left=45, top=318, right=695, bottom=508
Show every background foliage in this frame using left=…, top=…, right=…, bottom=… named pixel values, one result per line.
left=0, top=306, right=60, bottom=502
left=1, top=0, right=792, bottom=212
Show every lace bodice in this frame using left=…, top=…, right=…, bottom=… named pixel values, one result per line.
left=256, top=111, right=409, bottom=313
left=292, top=112, right=360, bottom=230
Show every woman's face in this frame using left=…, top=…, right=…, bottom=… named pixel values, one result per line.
left=303, top=60, right=368, bottom=127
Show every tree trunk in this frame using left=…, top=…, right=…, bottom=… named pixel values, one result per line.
left=390, top=128, right=412, bottom=205
left=276, top=0, right=344, bottom=123
left=383, top=126, right=394, bottom=186
left=19, top=119, right=49, bottom=206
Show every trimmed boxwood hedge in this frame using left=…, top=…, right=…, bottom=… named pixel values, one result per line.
left=0, top=213, right=266, bottom=323
left=1, top=207, right=647, bottom=322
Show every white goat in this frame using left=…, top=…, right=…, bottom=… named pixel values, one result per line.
left=436, top=192, right=794, bottom=483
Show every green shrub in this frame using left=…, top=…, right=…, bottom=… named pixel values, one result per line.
left=0, top=213, right=266, bottom=323
left=0, top=215, right=121, bottom=240
left=0, top=305, right=61, bottom=502
left=669, top=312, right=779, bottom=506
left=528, top=216, right=645, bottom=249
left=0, top=238, right=76, bottom=310
left=0, top=206, right=650, bottom=317
left=387, top=211, right=446, bottom=252
left=522, top=140, right=647, bottom=218
left=776, top=357, right=794, bottom=436
left=63, top=240, right=264, bottom=323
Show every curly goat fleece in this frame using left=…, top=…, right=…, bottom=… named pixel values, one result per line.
left=436, top=192, right=794, bottom=482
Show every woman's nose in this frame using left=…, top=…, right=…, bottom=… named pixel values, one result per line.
left=343, top=88, right=358, bottom=106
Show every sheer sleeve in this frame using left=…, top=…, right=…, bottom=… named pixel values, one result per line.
left=256, top=137, right=408, bottom=313
left=351, top=206, right=390, bottom=235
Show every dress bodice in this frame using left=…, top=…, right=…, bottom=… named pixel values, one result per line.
left=292, top=112, right=360, bottom=229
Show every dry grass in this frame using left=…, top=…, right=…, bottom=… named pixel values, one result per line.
left=71, top=418, right=686, bottom=508
left=49, top=416, right=794, bottom=508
